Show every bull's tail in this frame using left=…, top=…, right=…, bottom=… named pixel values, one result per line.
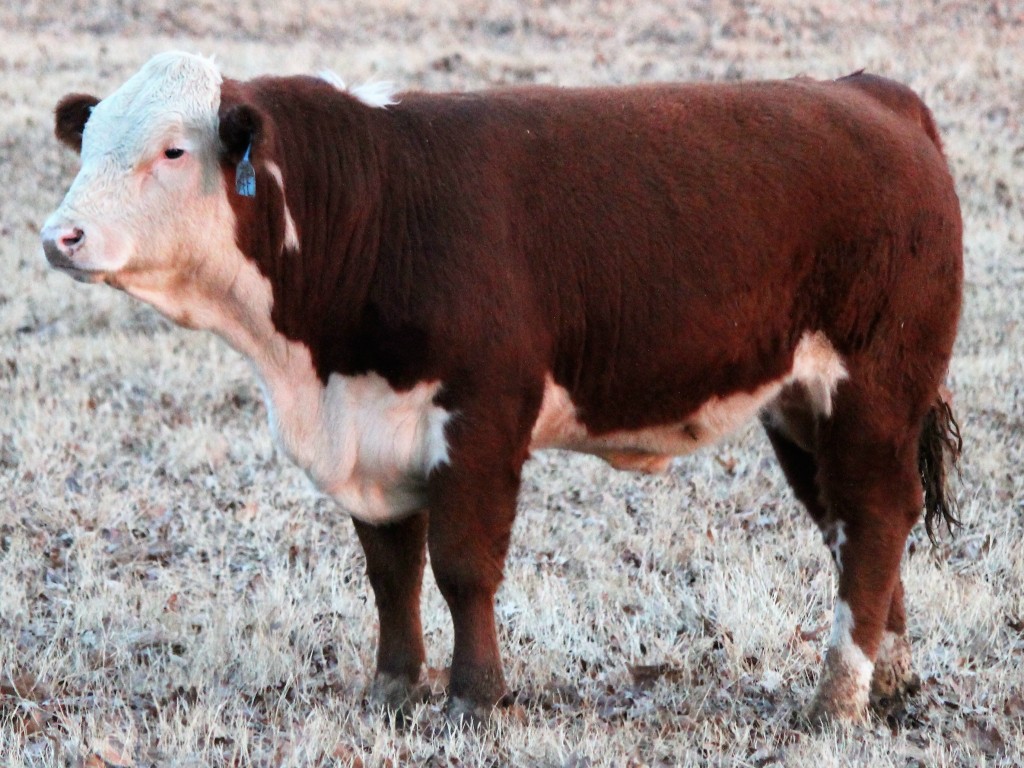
left=837, top=71, right=945, bottom=157
left=919, top=392, right=963, bottom=543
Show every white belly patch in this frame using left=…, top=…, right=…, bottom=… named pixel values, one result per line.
left=259, top=354, right=451, bottom=524
left=529, top=331, right=847, bottom=472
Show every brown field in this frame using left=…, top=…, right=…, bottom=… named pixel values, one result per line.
left=1, top=1, right=1022, bottom=766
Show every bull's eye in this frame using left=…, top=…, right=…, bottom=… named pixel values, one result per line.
left=164, top=148, right=185, bottom=160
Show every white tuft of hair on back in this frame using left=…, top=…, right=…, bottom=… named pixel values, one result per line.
left=317, top=70, right=399, bottom=108
left=317, top=70, right=348, bottom=90
left=350, top=81, right=399, bottom=108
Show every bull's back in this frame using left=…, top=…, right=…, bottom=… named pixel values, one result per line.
left=386, top=79, right=959, bottom=435
left=480, top=80, right=958, bottom=432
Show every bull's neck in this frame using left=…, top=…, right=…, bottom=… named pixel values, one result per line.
left=230, top=98, right=388, bottom=383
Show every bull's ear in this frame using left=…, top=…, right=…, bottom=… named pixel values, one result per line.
left=218, top=103, right=263, bottom=163
left=54, top=93, right=100, bottom=152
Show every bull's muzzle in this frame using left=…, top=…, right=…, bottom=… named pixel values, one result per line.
left=41, top=224, right=97, bottom=282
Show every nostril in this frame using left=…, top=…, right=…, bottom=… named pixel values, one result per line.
left=60, top=228, right=85, bottom=251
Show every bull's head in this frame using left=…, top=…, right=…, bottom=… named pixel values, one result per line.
left=41, top=51, right=265, bottom=329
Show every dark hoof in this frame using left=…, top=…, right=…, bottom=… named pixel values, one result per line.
left=367, top=672, right=428, bottom=721
left=870, top=671, right=922, bottom=712
left=444, top=695, right=497, bottom=729
left=869, top=631, right=920, bottom=709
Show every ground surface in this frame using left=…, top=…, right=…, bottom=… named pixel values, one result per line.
left=1, top=1, right=1022, bottom=766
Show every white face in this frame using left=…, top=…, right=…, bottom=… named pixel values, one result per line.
left=41, top=53, right=453, bottom=526
left=42, top=52, right=228, bottom=293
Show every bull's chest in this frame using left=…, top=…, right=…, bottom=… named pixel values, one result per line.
left=257, top=361, right=451, bottom=524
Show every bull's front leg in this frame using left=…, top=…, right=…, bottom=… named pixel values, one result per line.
left=426, top=410, right=529, bottom=725
left=352, top=512, right=429, bottom=714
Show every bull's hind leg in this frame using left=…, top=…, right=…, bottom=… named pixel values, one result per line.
left=804, top=385, right=926, bottom=725
left=353, top=512, right=429, bottom=714
left=870, top=580, right=921, bottom=707
left=763, top=394, right=920, bottom=722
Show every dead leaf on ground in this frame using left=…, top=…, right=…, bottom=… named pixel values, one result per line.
left=0, top=672, right=49, bottom=700
left=331, top=743, right=365, bottom=768
left=595, top=688, right=636, bottom=720
left=540, top=681, right=583, bottom=708
left=715, top=454, right=737, bottom=473
left=2, top=704, right=46, bottom=736
left=966, top=719, right=1006, bottom=757
left=234, top=501, right=259, bottom=523
left=502, top=701, right=529, bottom=724
left=796, top=622, right=828, bottom=642
left=0, top=672, right=54, bottom=735
left=628, top=663, right=686, bottom=688
left=1003, top=691, right=1024, bottom=717
left=88, top=735, right=134, bottom=767
left=507, top=680, right=583, bottom=713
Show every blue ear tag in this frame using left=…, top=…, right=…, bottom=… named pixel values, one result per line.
left=235, top=142, right=256, bottom=197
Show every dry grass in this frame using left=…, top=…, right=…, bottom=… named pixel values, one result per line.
left=1, top=1, right=1022, bottom=766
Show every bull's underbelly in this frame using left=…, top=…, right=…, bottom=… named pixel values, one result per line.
left=262, top=331, right=846, bottom=524
left=530, top=330, right=847, bottom=473
left=528, top=377, right=784, bottom=473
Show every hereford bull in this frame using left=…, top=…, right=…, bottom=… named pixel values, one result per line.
left=42, top=52, right=962, bottom=725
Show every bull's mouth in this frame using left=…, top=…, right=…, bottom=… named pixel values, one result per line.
left=53, top=264, right=108, bottom=284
